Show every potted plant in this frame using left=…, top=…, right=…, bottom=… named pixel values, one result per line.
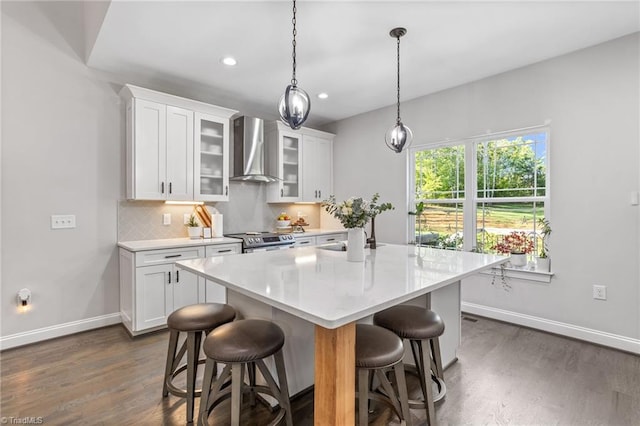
left=536, top=217, right=552, bottom=272
left=323, top=193, right=393, bottom=261
left=491, top=231, right=534, bottom=268
left=186, top=214, right=202, bottom=239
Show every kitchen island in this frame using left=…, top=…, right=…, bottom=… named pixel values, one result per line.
left=177, top=244, right=505, bottom=425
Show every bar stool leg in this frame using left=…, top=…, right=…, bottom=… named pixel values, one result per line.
left=358, top=369, right=369, bottom=426
left=418, top=340, right=436, bottom=426
left=430, top=337, right=444, bottom=380
left=410, top=340, right=429, bottom=408
left=198, top=357, right=216, bottom=426
left=248, top=362, right=257, bottom=407
left=393, top=362, right=412, bottom=426
left=230, top=363, right=245, bottom=426
left=163, top=329, right=179, bottom=397
left=186, top=331, right=203, bottom=423
left=272, top=351, right=294, bottom=426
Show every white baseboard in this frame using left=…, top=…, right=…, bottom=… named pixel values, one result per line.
left=0, top=313, right=122, bottom=351
left=462, top=302, right=640, bottom=355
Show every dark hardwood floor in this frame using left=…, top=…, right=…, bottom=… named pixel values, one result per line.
left=1, top=315, right=639, bottom=425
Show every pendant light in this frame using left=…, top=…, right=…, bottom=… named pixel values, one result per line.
left=385, top=27, right=413, bottom=153
left=278, top=0, right=310, bottom=130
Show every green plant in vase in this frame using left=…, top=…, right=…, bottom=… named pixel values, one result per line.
left=536, top=217, right=552, bottom=271
left=185, top=214, right=202, bottom=239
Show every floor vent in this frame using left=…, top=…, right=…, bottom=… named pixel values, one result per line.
left=462, top=316, right=478, bottom=322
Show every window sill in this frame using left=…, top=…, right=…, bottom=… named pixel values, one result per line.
left=480, top=265, right=554, bottom=283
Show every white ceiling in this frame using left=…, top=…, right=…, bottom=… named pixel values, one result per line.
left=87, top=1, right=640, bottom=127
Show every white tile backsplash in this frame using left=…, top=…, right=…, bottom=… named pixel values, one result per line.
left=118, top=182, right=322, bottom=241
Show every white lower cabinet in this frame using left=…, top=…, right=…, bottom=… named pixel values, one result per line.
left=293, top=236, right=316, bottom=247
left=316, top=232, right=347, bottom=245
left=203, top=243, right=242, bottom=303
left=119, top=242, right=240, bottom=335
left=134, top=263, right=200, bottom=331
left=293, top=232, right=347, bottom=247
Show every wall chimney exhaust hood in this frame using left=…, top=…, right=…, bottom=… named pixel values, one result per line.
left=231, top=117, right=279, bottom=183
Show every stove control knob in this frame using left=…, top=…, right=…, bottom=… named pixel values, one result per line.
left=248, top=238, right=254, bottom=243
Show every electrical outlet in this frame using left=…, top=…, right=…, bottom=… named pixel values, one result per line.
left=163, top=213, right=171, bottom=225
left=593, top=285, right=607, bottom=300
left=51, top=214, right=76, bottom=229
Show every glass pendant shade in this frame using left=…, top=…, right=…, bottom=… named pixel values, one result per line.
left=385, top=122, right=413, bottom=153
left=279, top=84, right=311, bottom=130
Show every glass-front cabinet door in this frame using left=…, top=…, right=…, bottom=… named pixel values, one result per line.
left=195, top=113, right=229, bottom=201
left=280, top=132, right=301, bottom=200
left=266, top=122, right=303, bottom=203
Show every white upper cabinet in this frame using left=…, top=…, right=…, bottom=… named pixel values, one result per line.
left=195, top=113, right=230, bottom=201
left=120, top=85, right=237, bottom=201
left=128, top=99, right=167, bottom=200
left=166, top=106, right=194, bottom=200
left=301, top=135, right=333, bottom=202
left=266, top=121, right=334, bottom=203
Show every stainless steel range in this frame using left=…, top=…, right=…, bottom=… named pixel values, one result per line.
left=225, top=232, right=296, bottom=253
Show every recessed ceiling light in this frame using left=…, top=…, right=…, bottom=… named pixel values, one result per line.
left=221, top=57, right=237, bottom=66
left=317, top=93, right=329, bottom=99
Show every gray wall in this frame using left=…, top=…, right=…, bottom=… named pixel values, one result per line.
left=326, top=33, right=640, bottom=341
left=2, top=2, right=121, bottom=337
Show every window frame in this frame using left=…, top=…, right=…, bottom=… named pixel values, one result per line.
left=408, top=125, right=551, bottom=254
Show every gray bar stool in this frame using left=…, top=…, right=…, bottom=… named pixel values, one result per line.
left=374, top=305, right=445, bottom=426
left=162, top=303, right=237, bottom=423
left=356, top=324, right=412, bottom=426
left=198, top=319, right=293, bottom=426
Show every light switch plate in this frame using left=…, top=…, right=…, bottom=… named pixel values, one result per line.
left=163, top=213, right=171, bottom=225
left=51, top=215, right=76, bottom=229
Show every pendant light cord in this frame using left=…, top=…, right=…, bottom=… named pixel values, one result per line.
left=291, top=0, right=298, bottom=86
left=396, top=35, right=401, bottom=125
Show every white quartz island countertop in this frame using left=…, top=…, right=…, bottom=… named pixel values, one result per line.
left=177, top=244, right=505, bottom=329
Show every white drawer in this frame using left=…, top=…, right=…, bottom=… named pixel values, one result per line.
left=294, top=237, right=316, bottom=247
left=206, top=243, right=242, bottom=257
left=316, top=233, right=347, bottom=245
left=135, top=246, right=205, bottom=267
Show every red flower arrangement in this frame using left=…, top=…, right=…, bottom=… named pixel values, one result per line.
left=492, top=231, right=534, bottom=255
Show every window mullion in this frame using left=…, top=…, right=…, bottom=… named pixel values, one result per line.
left=463, top=140, right=476, bottom=251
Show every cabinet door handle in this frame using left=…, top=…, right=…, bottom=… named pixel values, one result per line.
left=225, top=185, right=228, bottom=196
left=281, top=188, right=284, bottom=197
left=168, top=271, right=171, bottom=284
left=176, top=270, right=180, bottom=283
left=326, top=238, right=335, bottom=242
left=169, top=182, right=172, bottom=194
left=164, top=254, right=182, bottom=259
left=217, top=249, right=232, bottom=253
left=318, top=190, right=321, bottom=198
left=299, top=241, right=309, bottom=245
left=161, top=182, right=165, bottom=194
left=315, top=190, right=318, bottom=198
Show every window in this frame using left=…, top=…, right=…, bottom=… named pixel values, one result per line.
left=409, top=128, right=549, bottom=256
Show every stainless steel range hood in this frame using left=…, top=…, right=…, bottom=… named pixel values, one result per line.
left=231, top=116, right=279, bottom=183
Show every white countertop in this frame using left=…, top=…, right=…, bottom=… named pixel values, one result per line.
left=177, top=244, right=506, bottom=329
left=117, top=229, right=345, bottom=252
left=118, top=237, right=242, bottom=252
